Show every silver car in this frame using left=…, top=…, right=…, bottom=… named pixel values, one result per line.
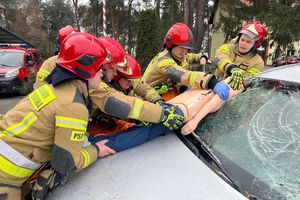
left=49, top=64, right=300, bottom=200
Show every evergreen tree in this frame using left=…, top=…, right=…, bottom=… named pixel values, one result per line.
left=42, top=0, right=75, bottom=42
left=136, top=9, right=161, bottom=72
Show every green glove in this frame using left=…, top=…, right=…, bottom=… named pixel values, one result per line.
left=154, top=83, right=169, bottom=95
left=230, top=68, right=244, bottom=90
left=161, top=105, right=184, bottom=130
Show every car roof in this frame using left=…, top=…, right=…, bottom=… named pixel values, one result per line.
left=48, top=133, right=247, bottom=200
left=257, top=64, right=300, bottom=83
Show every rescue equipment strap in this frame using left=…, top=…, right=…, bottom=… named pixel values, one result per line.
left=55, top=116, right=87, bottom=131
left=0, top=139, right=41, bottom=170
left=0, top=112, right=37, bottom=137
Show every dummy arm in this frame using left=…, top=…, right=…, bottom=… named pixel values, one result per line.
left=181, top=86, right=243, bottom=135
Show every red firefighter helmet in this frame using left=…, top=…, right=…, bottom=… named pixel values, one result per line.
left=56, top=32, right=110, bottom=80
left=58, top=25, right=79, bottom=46
left=239, top=21, right=267, bottom=48
left=164, top=23, right=194, bottom=49
left=114, top=54, right=141, bottom=80
left=98, top=36, right=126, bottom=64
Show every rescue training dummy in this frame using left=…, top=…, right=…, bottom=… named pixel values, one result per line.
left=214, top=20, right=267, bottom=90
left=0, top=32, right=114, bottom=200
left=88, top=78, right=242, bottom=155
left=140, top=22, right=229, bottom=101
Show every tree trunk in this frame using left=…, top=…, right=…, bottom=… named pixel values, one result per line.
left=193, top=0, right=208, bottom=52
left=72, top=0, right=80, bottom=31
left=127, top=0, right=133, bottom=54
left=155, top=0, right=160, bottom=18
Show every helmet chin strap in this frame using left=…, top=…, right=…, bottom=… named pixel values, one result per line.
left=85, top=81, right=93, bottom=117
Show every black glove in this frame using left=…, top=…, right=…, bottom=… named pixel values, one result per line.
left=230, top=68, right=244, bottom=90
left=161, top=105, right=184, bottom=130
left=31, top=169, right=66, bottom=200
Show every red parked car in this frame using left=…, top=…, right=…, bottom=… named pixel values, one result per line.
left=273, top=56, right=300, bottom=67
left=0, top=44, right=42, bottom=93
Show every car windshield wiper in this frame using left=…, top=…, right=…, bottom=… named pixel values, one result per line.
left=0, top=63, right=11, bottom=67
left=191, top=131, right=243, bottom=193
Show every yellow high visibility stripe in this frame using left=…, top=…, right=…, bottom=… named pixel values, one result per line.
left=129, top=99, right=144, bottom=119
left=248, top=67, right=261, bottom=76
left=29, top=84, right=56, bottom=111
left=98, top=82, right=111, bottom=90
left=219, top=59, right=233, bottom=73
left=1, top=112, right=37, bottom=137
left=0, top=155, right=35, bottom=178
left=37, top=69, right=50, bottom=78
left=55, top=116, right=87, bottom=131
left=80, top=149, right=90, bottom=168
left=36, top=69, right=50, bottom=81
left=189, top=72, right=198, bottom=88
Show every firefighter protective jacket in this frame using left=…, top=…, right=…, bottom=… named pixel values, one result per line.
left=90, top=81, right=164, bottom=123
left=0, top=80, right=98, bottom=187
left=214, top=43, right=264, bottom=79
left=34, top=55, right=58, bottom=89
left=110, top=79, right=162, bottom=103
left=141, top=49, right=216, bottom=94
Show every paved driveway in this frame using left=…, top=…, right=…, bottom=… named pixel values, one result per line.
left=0, top=94, right=24, bottom=114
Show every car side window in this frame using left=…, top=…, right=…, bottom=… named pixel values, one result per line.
left=26, top=53, right=34, bottom=66
left=33, top=52, right=41, bottom=65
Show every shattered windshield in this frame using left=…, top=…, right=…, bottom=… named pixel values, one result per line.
left=196, top=77, right=300, bottom=200
left=0, top=52, right=23, bottom=67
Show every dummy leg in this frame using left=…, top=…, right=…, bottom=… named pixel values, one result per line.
left=181, top=88, right=243, bottom=135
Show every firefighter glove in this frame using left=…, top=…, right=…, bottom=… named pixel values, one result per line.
left=141, top=120, right=153, bottom=127
left=154, top=83, right=169, bottom=95
left=230, top=68, right=244, bottom=90
left=161, top=105, right=184, bottom=130
left=213, top=82, right=230, bottom=101
left=31, top=169, right=66, bottom=200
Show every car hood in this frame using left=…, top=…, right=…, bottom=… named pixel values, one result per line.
left=0, top=66, right=20, bottom=74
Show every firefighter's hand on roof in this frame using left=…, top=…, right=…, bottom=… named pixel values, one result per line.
left=95, top=139, right=116, bottom=158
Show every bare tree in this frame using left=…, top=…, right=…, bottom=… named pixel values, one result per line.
left=72, top=0, right=80, bottom=31
left=155, top=0, right=160, bottom=17
left=193, top=0, right=208, bottom=52
left=127, top=0, right=133, bottom=54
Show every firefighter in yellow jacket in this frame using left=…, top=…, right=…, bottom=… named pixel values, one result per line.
left=213, top=21, right=267, bottom=90
left=89, top=54, right=163, bottom=135
left=34, top=25, right=79, bottom=89
left=0, top=32, right=113, bottom=199
left=141, top=22, right=230, bottom=101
